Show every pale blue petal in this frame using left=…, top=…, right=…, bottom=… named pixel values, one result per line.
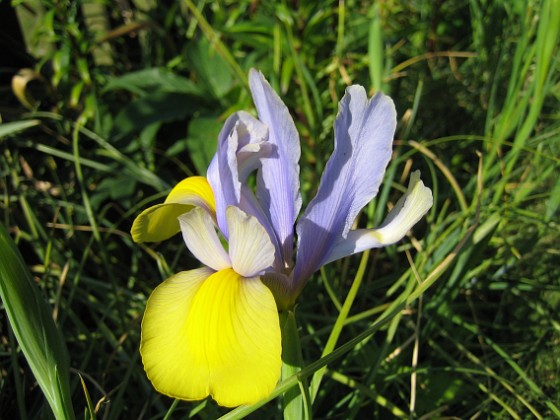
left=178, top=208, right=231, bottom=271
left=323, top=171, right=433, bottom=264
left=293, top=87, right=397, bottom=287
left=207, top=111, right=270, bottom=238
left=249, top=69, right=302, bottom=266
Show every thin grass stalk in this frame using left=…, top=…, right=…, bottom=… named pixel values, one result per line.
left=282, top=23, right=316, bottom=131
left=328, top=371, right=407, bottom=418
left=493, top=0, right=558, bottom=205
left=183, top=0, right=249, bottom=90
left=368, top=3, right=384, bottom=93
left=309, top=249, right=371, bottom=403
left=453, top=318, right=560, bottom=416
left=8, top=327, right=27, bottom=419
left=220, top=302, right=406, bottom=420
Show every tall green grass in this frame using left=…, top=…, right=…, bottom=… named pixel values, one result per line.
left=1, top=0, right=558, bottom=418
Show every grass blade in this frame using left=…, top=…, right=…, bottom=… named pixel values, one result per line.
left=0, top=222, right=75, bottom=419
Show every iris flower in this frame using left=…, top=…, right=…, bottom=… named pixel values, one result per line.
left=131, top=69, right=433, bottom=407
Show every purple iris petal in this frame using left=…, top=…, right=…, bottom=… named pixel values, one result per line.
left=249, top=69, right=302, bottom=267
left=206, top=111, right=269, bottom=237
left=293, top=87, right=397, bottom=289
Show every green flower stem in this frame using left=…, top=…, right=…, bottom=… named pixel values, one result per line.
left=222, top=303, right=405, bottom=420
left=310, top=250, right=370, bottom=403
left=280, top=310, right=311, bottom=420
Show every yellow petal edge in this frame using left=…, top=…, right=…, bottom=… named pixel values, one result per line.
left=131, top=176, right=216, bottom=243
left=140, top=268, right=282, bottom=407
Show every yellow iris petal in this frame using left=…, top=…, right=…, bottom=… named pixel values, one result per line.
left=141, top=267, right=213, bottom=400
left=141, top=268, right=282, bottom=407
left=131, top=176, right=216, bottom=243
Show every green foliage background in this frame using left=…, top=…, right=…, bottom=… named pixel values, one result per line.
left=0, top=0, right=558, bottom=418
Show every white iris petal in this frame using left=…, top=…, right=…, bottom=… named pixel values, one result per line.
left=178, top=208, right=231, bottom=271
left=324, top=171, right=433, bottom=265
left=227, top=206, right=276, bottom=278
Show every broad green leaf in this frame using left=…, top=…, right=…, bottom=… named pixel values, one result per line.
left=110, top=92, right=204, bottom=141
left=0, top=222, right=75, bottom=419
left=102, top=68, right=203, bottom=96
left=182, top=117, right=222, bottom=175
left=186, top=38, right=235, bottom=101
left=89, top=175, right=137, bottom=209
left=546, top=176, right=560, bottom=221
